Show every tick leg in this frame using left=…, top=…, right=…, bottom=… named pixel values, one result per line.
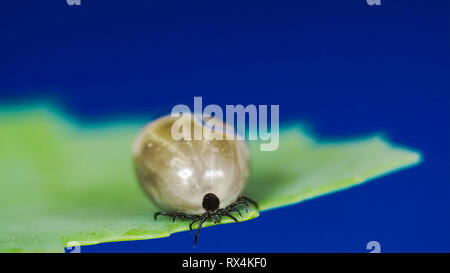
left=154, top=212, right=198, bottom=222
left=229, top=207, right=242, bottom=217
left=231, top=200, right=249, bottom=213
left=223, top=212, right=239, bottom=223
left=189, top=216, right=203, bottom=231
left=194, top=214, right=208, bottom=247
left=154, top=211, right=172, bottom=221
left=171, top=213, right=197, bottom=223
left=221, top=206, right=242, bottom=217
left=239, top=196, right=259, bottom=210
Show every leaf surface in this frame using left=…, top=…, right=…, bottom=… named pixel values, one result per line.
left=0, top=105, right=421, bottom=252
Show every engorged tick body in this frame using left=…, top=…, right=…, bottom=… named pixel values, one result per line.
left=132, top=114, right=258, bottom=246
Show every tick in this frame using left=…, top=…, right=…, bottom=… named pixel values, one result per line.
left=132, top=114, right=258, bottom=246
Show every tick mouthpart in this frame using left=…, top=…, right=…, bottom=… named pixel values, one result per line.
left=202, top=193, right=220, bottom=211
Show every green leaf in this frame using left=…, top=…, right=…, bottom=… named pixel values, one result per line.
left=0, top=104, right=421, bottom=252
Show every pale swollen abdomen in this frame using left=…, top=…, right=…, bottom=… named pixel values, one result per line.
left=132, top=114, right=249, bottom=214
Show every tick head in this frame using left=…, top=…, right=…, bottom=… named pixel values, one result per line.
left=202, top=193, right=220, bottom=212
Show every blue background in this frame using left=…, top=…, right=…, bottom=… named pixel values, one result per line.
left=1, top=0, right=449, bottom=252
